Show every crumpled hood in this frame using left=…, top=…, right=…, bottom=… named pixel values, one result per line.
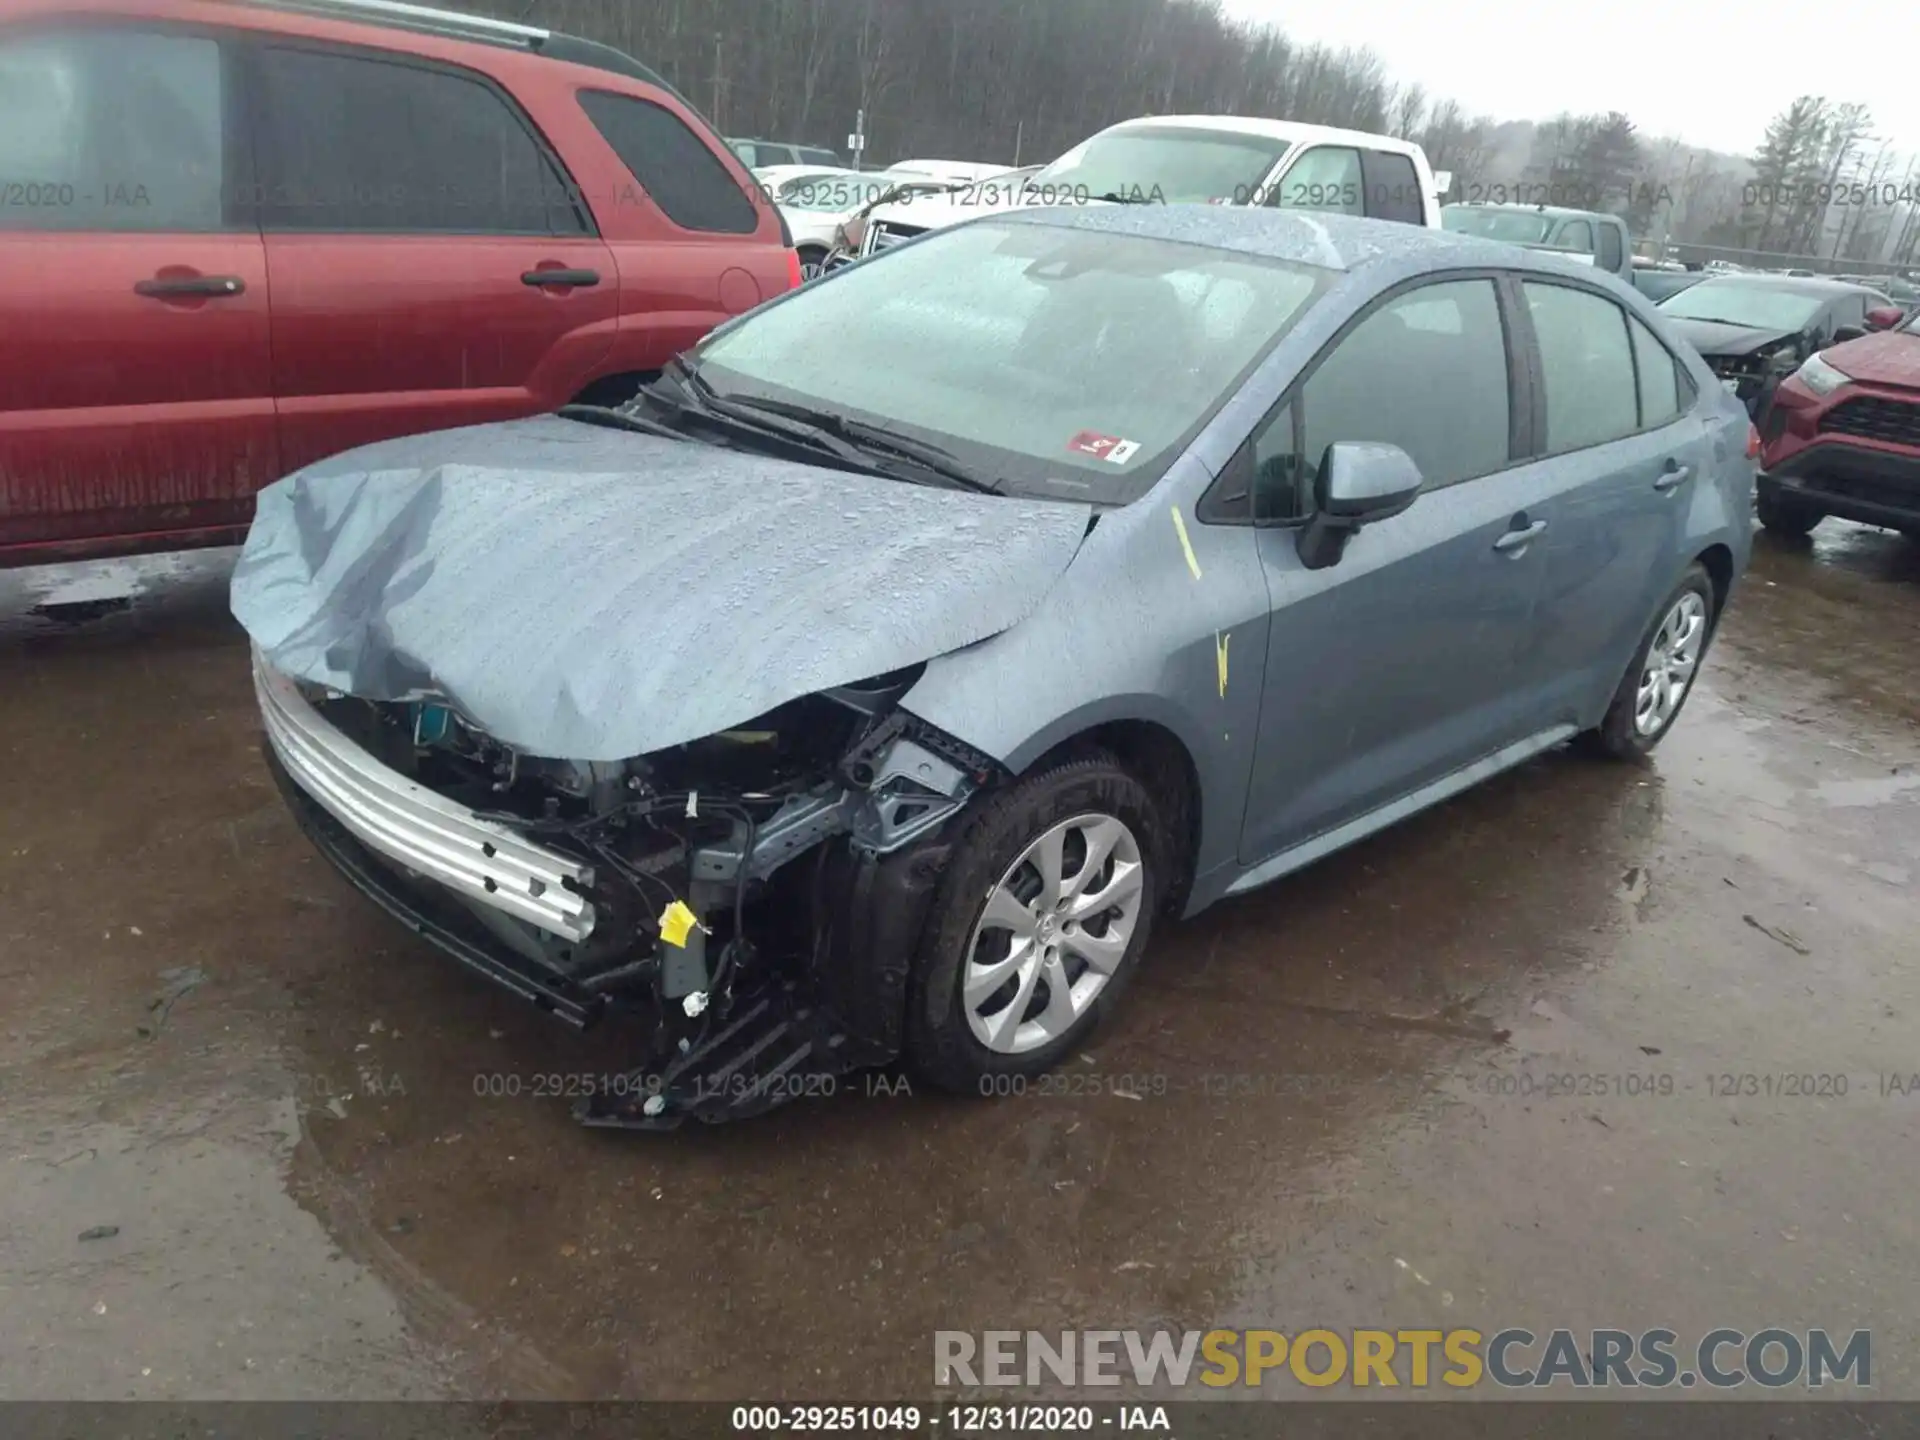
left=231, top=416, right=1092, bottom=761
left=1667, top=317, right=1796, bottom=358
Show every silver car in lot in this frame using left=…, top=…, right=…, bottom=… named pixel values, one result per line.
left=234, top=207, right=1755, bottom=1129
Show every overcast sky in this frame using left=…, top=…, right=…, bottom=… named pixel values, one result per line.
left=1221, top=0, right=1918, bottom=162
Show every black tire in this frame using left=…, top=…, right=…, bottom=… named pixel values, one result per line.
left=797, top=246, right=829, bottom=281
left=1578, top=564, right=1718, bottom=761
left=1756, top=485, right=1822, bottom=538
left=904, top=753, right=1166, bottom=1094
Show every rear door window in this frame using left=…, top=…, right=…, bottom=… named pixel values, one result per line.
left=253, top=45, right=586, bottom=234
left=1271, top=146, right=1363, bottom=217
left=0, top=28, right=228, bottom=232
left=1359, top=149, right=1424, bottom=225
left=580, top=91, right=759, bottom=234
left=1523, top=281, right=1638, bottom=451
left=1627, top=315, right=1682, bottom=428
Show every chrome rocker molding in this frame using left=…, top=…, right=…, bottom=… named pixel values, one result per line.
left=253, top=654, right=597, bottom=942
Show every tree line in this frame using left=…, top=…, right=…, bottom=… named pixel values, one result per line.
left=454, top=0, right=1917, bottom=265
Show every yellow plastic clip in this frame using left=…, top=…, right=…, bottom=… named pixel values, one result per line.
left=658, top=900, right=702, bottom=948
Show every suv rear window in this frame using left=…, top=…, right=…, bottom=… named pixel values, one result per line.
left=584, top=91, right=758, bottom=234
left=254, top=46, right=586, bottom=235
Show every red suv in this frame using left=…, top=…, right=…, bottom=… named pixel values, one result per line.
left=0, top=0, right=799, bottom=566
left=1757, top=307, right=1920, bottom=539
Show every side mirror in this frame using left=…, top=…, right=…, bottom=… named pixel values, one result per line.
left=1867, top=306, right=1903, bottom=331
left=1832, top=325, right=1867, bottom=344
left=1296, top=441, right=1424, bottom=570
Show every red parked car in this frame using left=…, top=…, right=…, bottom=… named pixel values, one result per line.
left=1757, top=307, right=1920, bottom=539
left=0, top=0, right=799, bottom=567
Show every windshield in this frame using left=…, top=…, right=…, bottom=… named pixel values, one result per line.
left=1659, top=281, right=1825, bottom=332
left=1440, top=207, right=1555, bottom=244
left=691, top=219, right=1329, bottom=503
left=1029, top=126, right=1293, bottom=205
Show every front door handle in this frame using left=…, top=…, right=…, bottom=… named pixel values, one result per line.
left=1493, top=519, right=1548, bottom=554
left=1653, top=463, right=1693, bottom=493
left=134, top=274, right=245, bottom=298
left=522, top=268, right=600, bottom=288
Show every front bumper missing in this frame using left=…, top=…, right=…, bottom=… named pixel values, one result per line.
left=255, top=654, right=966, bottom=1129
left=265, top=747, right=609, bottom=1027
left=253, top=652, right=597, bottom=941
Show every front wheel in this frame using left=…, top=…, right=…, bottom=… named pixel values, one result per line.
left=1579, top=564, right=1717, bottom=761
left=904, top=755, right=1165, bottom=1092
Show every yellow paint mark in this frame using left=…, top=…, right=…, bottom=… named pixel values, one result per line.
left=1171, top=505, right=1202, bottom=580
left=658, top=900, right=701, bottom=948
left=1215, top=629, right=1231, bottom=698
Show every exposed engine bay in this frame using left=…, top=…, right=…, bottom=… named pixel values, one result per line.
left=294, top=669, right=1001, bottom=1128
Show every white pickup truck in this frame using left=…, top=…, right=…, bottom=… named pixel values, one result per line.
left=853, top=115, right=1447, bottom=257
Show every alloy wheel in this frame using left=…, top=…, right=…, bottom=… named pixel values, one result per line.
left=962, top=813, right=1146, bottom=1054
left=1633, top=591, right=1708, bottom=737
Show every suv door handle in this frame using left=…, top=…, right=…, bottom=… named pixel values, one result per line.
left=1653, top=463, right=1693, bottom=493
left=134, top=275, right=245, bottom=298
left=522, top=268, right=600, bottom=288
left=1493, top=519, right=1548, bottom=554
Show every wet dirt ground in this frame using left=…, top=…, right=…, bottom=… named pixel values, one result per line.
left=2, top=525, right=1917, bottom=1403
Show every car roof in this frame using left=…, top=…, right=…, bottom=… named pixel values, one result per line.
left=1097, top=114, right=1427, bottom=157
left=999, top=203, right=1594, bottom=276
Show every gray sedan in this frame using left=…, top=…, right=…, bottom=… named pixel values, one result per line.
left=234, top=206, right=1755, bottom=1129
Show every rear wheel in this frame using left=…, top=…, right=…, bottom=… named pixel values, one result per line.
left=1579, top=564, right=1717, bottom=761
left=904, top=755, right=1164, bottom=1092
left=797, top=246, right=829, bottom=281
left=1756, top=485, right=1822, bottom=537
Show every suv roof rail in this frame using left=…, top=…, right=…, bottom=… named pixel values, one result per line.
left=241, top=0, right=548, bottom=45
left=229, top=0, right=709, bottom=123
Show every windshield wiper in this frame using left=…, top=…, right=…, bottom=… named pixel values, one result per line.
left=644, top=361, right=885, bottom=474
left=555, top=403, right=686, bottom=440
left=712, top=394, right=1001, bottom=494
left=1677, top=316, right=1762, bottom=329
left=1095, top=190, right=1157, bottom=205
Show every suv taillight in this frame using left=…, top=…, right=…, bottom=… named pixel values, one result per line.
left=1746, top=423, right=1762, bottom=460
left=785, top=249, right=803, bottom=291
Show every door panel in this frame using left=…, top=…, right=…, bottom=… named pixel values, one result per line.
left=1237, top=275, right=1545, bottom=864
left=0, top=235, right=275, bottom=551
left=0, top=25, right=273, bottom=556
left=265, top=234, right=617, bottom=472
left=1520, top=420, right=1704, bottom=724
left=1509, top=282, right=1700, bottom=725
left=248, top=41, right=619, bottom=472
left=1243, top=473, right=1551, bottom=862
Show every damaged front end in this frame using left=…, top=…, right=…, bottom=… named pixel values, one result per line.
left=256, top=652, right=998, bottom=1129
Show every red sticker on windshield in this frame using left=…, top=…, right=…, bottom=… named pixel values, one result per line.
left=1067, top=431, right=1141, bottom=463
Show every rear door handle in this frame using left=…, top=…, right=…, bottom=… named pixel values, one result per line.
left=1653, top=463, right=1693, bottom=493
left=134, top=275, right=245, bottom=298
left=1493, top=519, right=1548, bottom=554
left=522, top=268, right=600, bottom=288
